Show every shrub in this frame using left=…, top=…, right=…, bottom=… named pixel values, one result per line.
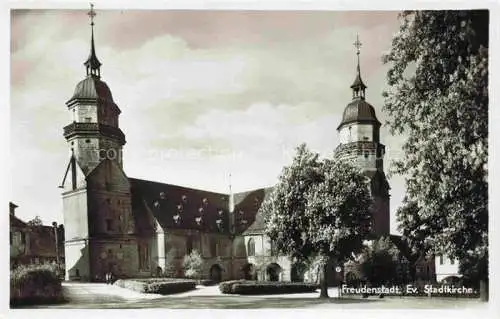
left=219, top=279, right=248, bottom=293
left=10, top=264, right=65, bottom=307
left=219, top=280, right=318, bottom=295
left=114, top=278, right=196, bottom=295
left=183, top=250, right=203, bottom=280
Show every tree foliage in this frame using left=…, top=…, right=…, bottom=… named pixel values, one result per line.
left=262, top=144, right=373, bottom=297
left=27, top=216, right=43, bottom=226
left=358, top=237, right=400, bottom=286
left=384, top=10, right=488, bottom=286
left=183, top=250, right=203, bottom=280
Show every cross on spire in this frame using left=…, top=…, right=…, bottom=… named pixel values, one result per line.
left=350, top=34, right=367, bottom=100
left=353, top=34, right=362, bottom=55
left=84, top=3, right=102, bottom=78
left=88, top=3, right=96, bottom=26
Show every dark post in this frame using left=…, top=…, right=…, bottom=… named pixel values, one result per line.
left=52, top=221, right=60, bottom=265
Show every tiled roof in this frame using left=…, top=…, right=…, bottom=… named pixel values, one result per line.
left=240, top=187, right=274, bottom=235
left=10, top=214, right=27, bottom=229
left=129, top=178, right=232, bottom=234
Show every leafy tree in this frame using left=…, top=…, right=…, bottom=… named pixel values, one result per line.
left=183, top=250, right=203, bottom=280
left=27, top=216, right=43, bottom=226
left=263, top=144, right=372, bottom=298
left=358, top=237, right=399, bottom=286
left=383, top=11, right=488, bottom=300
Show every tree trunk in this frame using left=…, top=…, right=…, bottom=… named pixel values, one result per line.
left=480, top=279, right=488, bottom=301
left=319, top=261, right=329, bottom=298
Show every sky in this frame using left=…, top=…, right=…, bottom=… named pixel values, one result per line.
left=10, top=9, right=407, bottom=234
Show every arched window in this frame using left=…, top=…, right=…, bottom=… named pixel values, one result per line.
left=247, top=238, right=255, bottom=257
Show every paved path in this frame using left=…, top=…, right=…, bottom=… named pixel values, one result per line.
left=40, top=283, right=484, bottom=309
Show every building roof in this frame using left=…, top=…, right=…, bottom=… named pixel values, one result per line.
left=130, top=178, right=232, bottom=234
left=10, top=214, right=27, bottom=229
left=337, top=98, right=381, bottom=130
left=67, top=76, right=115, bottom=103
left=240, top=187, right=274, bottom=235
left=129, top=178, right=271, bottom=235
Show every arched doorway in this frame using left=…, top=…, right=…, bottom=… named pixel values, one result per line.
left=291, top=262, right=305, bottom=282
left=266, top=263, right=282, bottom=282
left=209, top=264, right=223, bottom=282
left=241, top=263, right=256, bottom=280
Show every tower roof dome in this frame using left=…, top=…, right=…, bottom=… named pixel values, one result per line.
left=337, top=34, right=380, bottom=130
left=69, top=76, right=114, bottom=102
left=337, top=99, right=380, bottom=129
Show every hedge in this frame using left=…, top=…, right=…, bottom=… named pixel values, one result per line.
left=219, top=280, right=319, bottom=295
left=114, top=278, right=196, bottom=294
left=10, top=264, right=65, bottom=307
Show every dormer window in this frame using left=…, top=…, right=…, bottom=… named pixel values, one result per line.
left=173, top=214, right=181, bottom=225
left=177, top=204, right=183, bottom=212
left=202, top=198, right=208, bottom=205
left=195, top=216, right=203, bottom=225
left=218, top=209, right=224, bottom=216
left=216, top=219, right=224, bottom=231
left=240, top=219, right=248, bottom=225
left=198, top=207, right=204, bottom=214
left=153, top=201, right=160, bottom=208
left=160, top=192, right=166, bottom=199
left=182, top=195, right=187, bottom=203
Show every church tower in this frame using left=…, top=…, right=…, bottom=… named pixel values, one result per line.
left=63, top=6, right=125, bottom=174
left=60, top=5, right=139, bottom=282
left=335, top=35, right=390, bottom=236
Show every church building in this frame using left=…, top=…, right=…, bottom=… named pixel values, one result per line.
left=60, top=9, right=390, bottom=283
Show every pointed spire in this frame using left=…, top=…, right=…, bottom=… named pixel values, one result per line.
left=350, top=34, right=367, bottom=100
left=84, top=3, right=102, bottom=78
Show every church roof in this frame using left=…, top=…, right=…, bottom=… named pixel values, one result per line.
left=337, top=98, right=381, bottom=130
left=130, top=178, right=232, bottom=234
left=129, top=178, right=270, bottom=235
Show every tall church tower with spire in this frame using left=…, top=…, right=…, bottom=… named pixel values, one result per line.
left=335, top=35, right=390, bottom=236
left=63, top=5, right=124, bottom=173
left=60, top=5, right=140, bottom=281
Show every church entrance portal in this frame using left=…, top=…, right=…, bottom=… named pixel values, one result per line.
left=266, top=263, right=282, bottom=281
left=241, top=263, right=256, bottom=280
left=209, top=264, right=223, bottom=282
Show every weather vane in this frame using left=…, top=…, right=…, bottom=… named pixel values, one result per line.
left=353, top=34, right=362, bottom=55
left=88, top=3, right=96, bottom=26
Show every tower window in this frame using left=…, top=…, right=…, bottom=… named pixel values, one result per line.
left=85, top=139, right=91, bottom=143
left=85, top=117, right=92, bottom=122
left=71, top=141, right=74, bottom=145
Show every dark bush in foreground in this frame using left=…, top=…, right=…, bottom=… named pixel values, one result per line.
left=114, top=278, right=196, bottom=295
left=219, top=280, right=319, bottom=295
left=219, top=279, right=248, bottom=293
left=10, top=264, right=65, bottom=307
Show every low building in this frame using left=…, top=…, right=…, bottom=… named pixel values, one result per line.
left=435, top=254, right=460, bottom=282
left=9, top=202, right=65, bottom=268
